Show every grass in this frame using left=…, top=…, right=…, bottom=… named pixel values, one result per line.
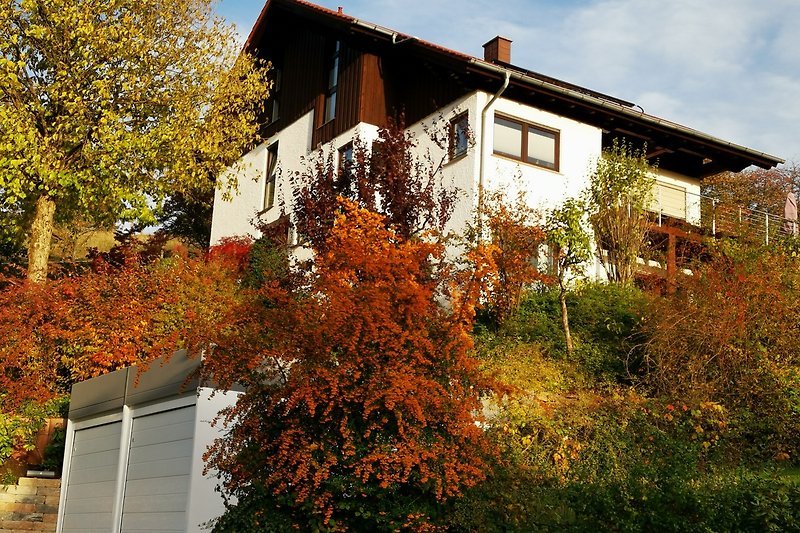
left=781, top=466, right=800, bottom=484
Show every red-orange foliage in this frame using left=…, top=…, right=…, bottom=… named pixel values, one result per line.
left=204, top=200, right=494, bottom=531
left=293, top=116, right=458, bottom=251
left=0, top=251, right=247, bottom=409
left=703, top=167, right=798, bottom=216
left=642, top=241, right=800, bottom=459
left=479, top=190, right=551, bottom=325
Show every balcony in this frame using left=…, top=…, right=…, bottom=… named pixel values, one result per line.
left=643, top=184, right=797, bottom=291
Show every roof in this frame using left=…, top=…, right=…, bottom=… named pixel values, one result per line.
left=246, top=0, right=784, bottom=173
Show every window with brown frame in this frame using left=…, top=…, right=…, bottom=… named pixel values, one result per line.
left=449, top=112, right=469, bottom=161
left=493, top=115, right=559, bottom=171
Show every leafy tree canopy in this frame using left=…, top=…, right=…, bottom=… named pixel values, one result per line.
left=586, top=138, right=655, bottom=284
left=0, top=0, right=271, bottom=281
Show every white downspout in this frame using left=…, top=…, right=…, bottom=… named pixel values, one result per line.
left=478, top=71, right=511, bottom=231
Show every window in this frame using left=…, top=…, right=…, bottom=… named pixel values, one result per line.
left=493, top=115, right=559, bottom=171
left=651, top=181, right=687, bottom=220
left=269, top=67, right=282, bottom=124
left=324, top=41, right=340, bottom=124
left=338, top=142, right=354, bottom=178
left=263, top=143, right=278, bottom=210
left=449, top=113, right=469, bottom=161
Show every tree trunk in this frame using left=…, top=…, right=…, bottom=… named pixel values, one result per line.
left=27, top=194, right=56, bottom=284
left=559, top=279, right=573, bottom=357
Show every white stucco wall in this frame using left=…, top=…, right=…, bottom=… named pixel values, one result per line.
left=210, top=112, right=385, bottom=245
left=403, top=93, right=482, bottom=238
left=210, top=109, right=316, bottom=245
left=211, top=143, right=269, bottom=244
left=209, top=89, right=704, bottom=282
left=185, top=388, right=243, bottom=532
left=484, top=95, right=603, bottom=214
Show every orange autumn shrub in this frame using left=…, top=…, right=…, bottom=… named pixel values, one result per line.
left=480, top=190, right=551, bottom=326
left=0, top=250, right=248, bottom=409
left=205, top=200, right=496, bottom=532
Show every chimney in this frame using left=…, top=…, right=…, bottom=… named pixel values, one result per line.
left=483, top=36, right=512, bottom=64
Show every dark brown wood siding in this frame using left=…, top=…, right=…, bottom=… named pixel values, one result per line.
left=312, top=43, right=362, bottom=147
left=256, top=6, right=467, bottom=145
left=261, top=18, right=326, bottom=140
left=359, top=53, right=388, bottom=127
left=380, top=55, right=468, bottom=126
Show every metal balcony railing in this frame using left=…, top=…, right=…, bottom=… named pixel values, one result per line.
left=651, top=185, right=798, bottom=245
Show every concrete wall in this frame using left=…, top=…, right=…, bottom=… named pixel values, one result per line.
left=0, top=478, right=60, bottom=533
left=185, top=388, right=242, bottom=531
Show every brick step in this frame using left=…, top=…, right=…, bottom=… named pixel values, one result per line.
left=0, top=479, right=60, bottom=533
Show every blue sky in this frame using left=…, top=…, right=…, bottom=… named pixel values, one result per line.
left=216, top=0, right=800, bottom=164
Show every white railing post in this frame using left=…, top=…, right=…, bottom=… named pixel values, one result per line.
left=712, top=198, right=716, bottom=237
left=766, top=213, right=769, bottom=245
left=658, top=186, right=662, bottom=226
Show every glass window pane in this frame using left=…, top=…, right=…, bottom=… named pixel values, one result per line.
left=264, top=176, right=276, bottom=209
left=328, top=56, right=339, bottom=89
left=324, top=91, right=336, bottom=123
left=452, top=116, right=469, bottom=158
left=527, top=127, right=556, bottom=168
left=493, top=117, right=522, bottom=159
left=265, top=144, right=278, bottom=210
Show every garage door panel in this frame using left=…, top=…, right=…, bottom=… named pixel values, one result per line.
left=130, top=420, right=194, bottom=447
left=62, top=512, right=117, bottom=533
left=120, top=406, right=195, bottom=532
left=69, top=448, right=120, bottom=470
left=123, top=475, right=190, bottom=496
left=128, top=438, right=193, bottom=463
left=58, top=495, right=116, bottom=514
left=126, top=456, right=193, bottom=481
left=121, top=511, right=185, bottom=531
left=120, top=492, right=188, bottom=514
left=63, top=480, right=119, bottom=501
left=133, top=407, right=194, bottom=430
left=61, top=421, right=122, bottom=533
left=71, top=424, right=122, bottom=456
left=68, top=463, right=120, bottom=485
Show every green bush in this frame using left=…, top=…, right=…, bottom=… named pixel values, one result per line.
left=491, top=283, right=647, bottom=384
left=453, top=393, right=800, bottom=532
left=0, top=396, right=68, bottom=482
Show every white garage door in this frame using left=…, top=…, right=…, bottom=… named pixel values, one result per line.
left=120, top=405, right=196, bottom=533
left=60, top=420, right=123, bottom=533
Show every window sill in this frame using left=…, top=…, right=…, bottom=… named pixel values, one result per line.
left=445, top=152, right=469, bottom=167
left=492, top=152, right=560, bottom=174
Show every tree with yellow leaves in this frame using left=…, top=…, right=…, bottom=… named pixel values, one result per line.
left=0, top=0, right=271, bottom=282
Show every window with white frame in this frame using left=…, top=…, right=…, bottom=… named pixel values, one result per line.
left=323, top=40, right=340, bottom=124
left=263, top=143, right=278, bottom=211
left=493, top=114, right=559, bottom=171
left=449, top=112, right=469, bottom=161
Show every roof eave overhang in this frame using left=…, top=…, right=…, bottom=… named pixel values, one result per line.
left=246, top=0, right=785, bottom=172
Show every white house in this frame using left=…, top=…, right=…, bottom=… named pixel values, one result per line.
left=210, top=0, right=783, bottom=278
